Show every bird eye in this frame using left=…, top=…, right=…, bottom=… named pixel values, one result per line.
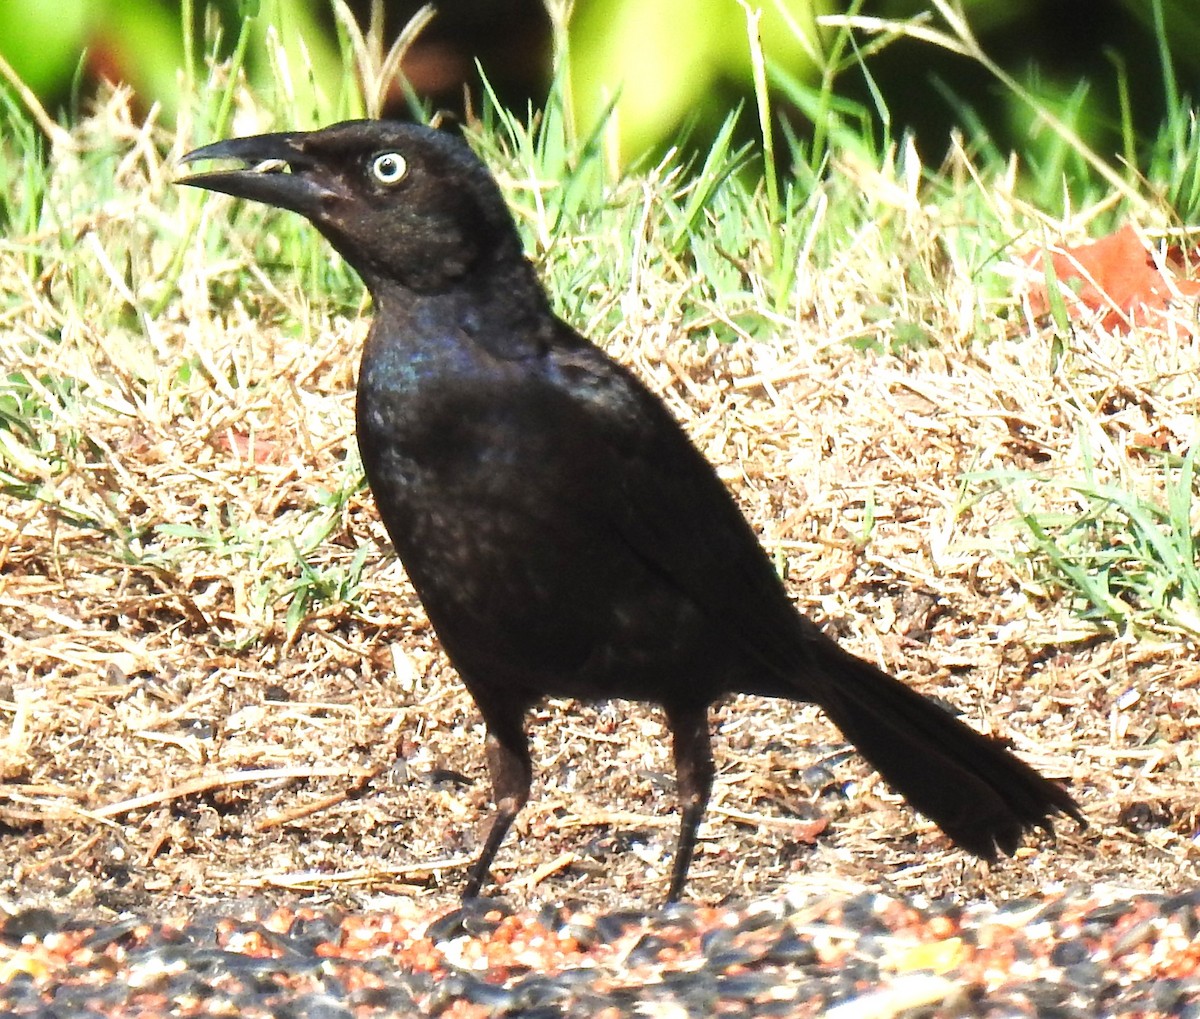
left=371, top=152, right=407, bottom=185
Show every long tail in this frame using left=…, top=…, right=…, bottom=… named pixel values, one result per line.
left=782, top=632, right=1084, bottom=859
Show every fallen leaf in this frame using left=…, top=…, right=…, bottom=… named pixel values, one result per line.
left=215, top=430, right=284, bottom=464
left=1022, top=224, right=1200, bottom=331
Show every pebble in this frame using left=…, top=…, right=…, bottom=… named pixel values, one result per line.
left=1, top=889, right=1198, bottom=1017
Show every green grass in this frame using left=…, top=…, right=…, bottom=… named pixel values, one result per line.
left=0, top=0, right=1197, bottom=650
left=975, top=441, right=1200, bottom=640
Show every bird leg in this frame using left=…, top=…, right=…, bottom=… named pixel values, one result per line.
left=462, top=724, right=532, bottom=899
left=664, top=701, right=714, bottom=902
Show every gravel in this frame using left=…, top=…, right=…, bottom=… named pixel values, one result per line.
left=3, top=887, right=1199, bottom=1017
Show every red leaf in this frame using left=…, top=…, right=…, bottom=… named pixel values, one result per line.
left=216, top=430, right=284, bottom=465
left=1023, top=224, right=1200, bottom=331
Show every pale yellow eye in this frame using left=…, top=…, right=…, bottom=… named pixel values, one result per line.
left=371, top=152, right=407, bottom=185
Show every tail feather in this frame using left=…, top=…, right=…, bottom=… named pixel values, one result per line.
left=792, top=636, right=1084, bottom=859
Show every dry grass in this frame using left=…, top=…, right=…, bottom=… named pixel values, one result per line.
left=1, top=94, right=1199, bottom=920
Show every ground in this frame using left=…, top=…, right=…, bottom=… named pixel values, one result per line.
left=3, top=276, right=1198, bottom=922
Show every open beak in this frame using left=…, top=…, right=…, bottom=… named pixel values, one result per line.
left=178, top=131, right=339, bottom=216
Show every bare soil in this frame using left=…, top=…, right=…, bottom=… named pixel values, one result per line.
left=3, top=294, right=1198, bottom=922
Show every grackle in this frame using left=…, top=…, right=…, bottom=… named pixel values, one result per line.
left=180, top=121, right=1083, bottom=901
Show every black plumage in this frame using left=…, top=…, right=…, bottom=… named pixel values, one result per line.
left=180, top=120, right=1083, bottom=901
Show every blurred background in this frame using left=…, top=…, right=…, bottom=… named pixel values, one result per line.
left=0, top=0, right=1196, bottom=178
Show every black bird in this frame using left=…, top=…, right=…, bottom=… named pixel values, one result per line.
left=179, top=121, right=1083, bottom=901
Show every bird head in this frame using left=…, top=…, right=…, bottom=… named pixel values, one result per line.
left=179, top=120, right=524, bottom=295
